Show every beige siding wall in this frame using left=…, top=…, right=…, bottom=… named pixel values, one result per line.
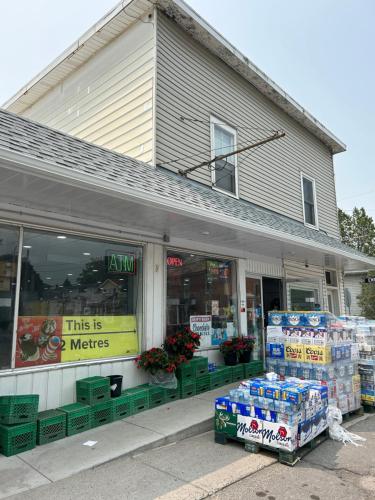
left=155, top=12, right=340, bottom=238
left=21, top=20, right=155, bottom=163
left=284, top=260, right=328, bottom=311
left=344, top=274, right=364, bottom=316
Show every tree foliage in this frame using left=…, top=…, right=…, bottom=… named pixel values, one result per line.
left=338, top=207, right=375, bottom=257
left=358, top=270, right=375, bottom=319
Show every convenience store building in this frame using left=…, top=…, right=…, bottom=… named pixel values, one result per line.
left=0, top=110, right=374, bottom=410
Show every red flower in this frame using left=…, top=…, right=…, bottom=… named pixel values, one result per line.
left=278, top=427, right=287, bottom=438
left=250, top=420, right=259, bottom=431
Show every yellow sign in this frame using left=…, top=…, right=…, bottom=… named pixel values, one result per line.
left=304, top=345, right=331, bottom=364
left=284, top=343, right=305, bottom=362
left=61, top=316, right=138, bottom=362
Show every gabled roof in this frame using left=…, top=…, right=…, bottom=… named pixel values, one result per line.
left=3, top=0, right=345, bottom=154
left=0, top=110, right=368, bottom=266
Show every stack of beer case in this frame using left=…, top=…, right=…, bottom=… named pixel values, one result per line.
left=215, top=377, right=328, bottom=452
left=265, top=311, right=361, bottom=415
left=350, top=319, right=375, bottom=408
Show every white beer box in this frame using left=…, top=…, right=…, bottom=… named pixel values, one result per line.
left=236, top=415, right=263, bottom=444
left=261, top=420, right=298, bottom=451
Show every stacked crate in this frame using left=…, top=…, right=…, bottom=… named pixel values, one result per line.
left=76, top=376, right=113, bottom=428
left=122, top=386, right=150, bottom=415
left=0, top=395, right=39, bottom=456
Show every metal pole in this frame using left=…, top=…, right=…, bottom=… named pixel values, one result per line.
left=178, top=131, right=286, bottom=176
left=11, top=226, right=24, bottom=369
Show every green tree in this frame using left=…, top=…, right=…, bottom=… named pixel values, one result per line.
left=338, top=207, right=375, bottom=257
left=358, top=270, right=375, bottom=319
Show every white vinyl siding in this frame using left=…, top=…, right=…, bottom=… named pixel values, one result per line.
left=20, top=21, right=155, bottom=164
left=344, top=274, right=365, bottom=316
left=155, top=12, right=340, bottom=238
left=284, top=259, right=328, bottom=311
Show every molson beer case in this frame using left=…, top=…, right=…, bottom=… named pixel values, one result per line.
left=261, top=420, right=299, bottom=451
left=236, top=415, right=263, bottom=443
left=304, top=345, right=332, bottom=364
left=285, top=343, right=305, bottom=362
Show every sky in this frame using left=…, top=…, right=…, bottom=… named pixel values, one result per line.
left=0, top=0, right=374, bottom=217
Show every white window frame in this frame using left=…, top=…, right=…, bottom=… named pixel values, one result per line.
left=210, top=115, right=239, bottom=199
left=301, top=173, right=319, bottom=230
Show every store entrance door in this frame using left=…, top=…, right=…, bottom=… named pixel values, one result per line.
left=262, top=277, right=284, bottom=327
left=246, top=277, right=264, bottom=360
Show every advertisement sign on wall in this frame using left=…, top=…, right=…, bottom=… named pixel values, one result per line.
left=15, top=315, right=138, bottom=367
left=190, top=315, right=212, bottom=348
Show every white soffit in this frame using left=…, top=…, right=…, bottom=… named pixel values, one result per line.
left=3, top=0, right=346, bottom=154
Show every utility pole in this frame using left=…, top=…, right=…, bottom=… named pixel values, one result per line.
left=178, top=131, right=285, bottom=177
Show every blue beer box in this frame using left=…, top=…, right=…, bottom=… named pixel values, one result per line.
left=268, top=312, right=285, bottom=326
left=236, top=402, right=251, bottom=416
left=281, top=385, right=308, bottom=405
left=309, top=384, right=328, bottom=400
left=284, top=312, right=305, bottom=327
left=264, top=383, right=281, bottom=400
left=250, top=380, right=265, bottom=397
left=304, top=312, right=330, bottom=328
left=267, top=343, right=285, bottom=359
left=215, top=397, right=230, bottom=412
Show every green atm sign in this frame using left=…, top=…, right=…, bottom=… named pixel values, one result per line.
left=106, top=251, right=136, bottom=275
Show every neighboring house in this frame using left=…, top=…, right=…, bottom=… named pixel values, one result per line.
left=344, top=271, right=367, bottom=316
left=1, top=0, right=374, bottom=407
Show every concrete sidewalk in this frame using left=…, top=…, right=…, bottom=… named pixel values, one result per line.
left=0, top=383, right=238, bottom=499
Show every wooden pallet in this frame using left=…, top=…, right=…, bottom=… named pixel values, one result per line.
left=342, top=406, right=364, bottom=421
left=362, top=403, right=375, bottom=413
left=215, top=428, right=329, bottom=467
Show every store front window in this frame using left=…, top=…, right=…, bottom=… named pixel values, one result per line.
left=289, top=287, right=319, bottom=311
left=0, top=225, right=19, bottom=369
left=16, top=229, right=143, bottom=368
left=166, top=251, right=238, bottom=347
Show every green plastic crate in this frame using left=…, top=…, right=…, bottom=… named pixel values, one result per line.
left=122, top=387, right=150, bottom=415
left=76, top=376, right=110, bottom=405
left=176, top=361, right=194, bottom=380
left=196, top=374, right=211, bottom=394
left=218, top=366, right=233, bottom=385
left=243, top=361, right=264, bottom=378
left=0, top=422, right=36, bottom=456
left=231, top=364, right=245, bottom=382
left=90, top=400, right=114, bottom=428
left=37, top=410, right=66, bottom=445
left=190, top=356, right=209, bottom=377
left=112, top=394, right=133, bottom=421
left=209, top=370, right=224, bottom=389
left=0, top=395, right=39, bottom=425
left=215, top=410, right=237, bottom=438
left=58, top=403, right=91, bottom=436
left=179, top=378, right=196, bottom=399
left=138, top=384, right=166, bottom=409
left=164, top=387, right=180, bottom=402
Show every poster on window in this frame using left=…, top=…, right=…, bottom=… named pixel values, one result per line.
left=190, top=315, right=212, bottom=348
left=15, top=315, right=138, bottom=367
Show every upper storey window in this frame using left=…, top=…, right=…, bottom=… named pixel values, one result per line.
left=302, top=174, right=319, bottom=228
left=210, top=116, right=238, bottom=197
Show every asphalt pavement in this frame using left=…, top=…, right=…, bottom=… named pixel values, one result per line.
left=5, top=413, right=375, bottom=500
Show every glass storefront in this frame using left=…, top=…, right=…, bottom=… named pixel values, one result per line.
left=246, top=277, right=263, bottom=360
left=0, top=224, right=143, bottom=369
left=166, top=251, right=238, bottom=347
left=0, top=225, right=19, bottom=369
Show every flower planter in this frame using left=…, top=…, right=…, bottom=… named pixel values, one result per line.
left=223, top=352, right=238, bottom=366
left=239, top=351, right=251, bottom=363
